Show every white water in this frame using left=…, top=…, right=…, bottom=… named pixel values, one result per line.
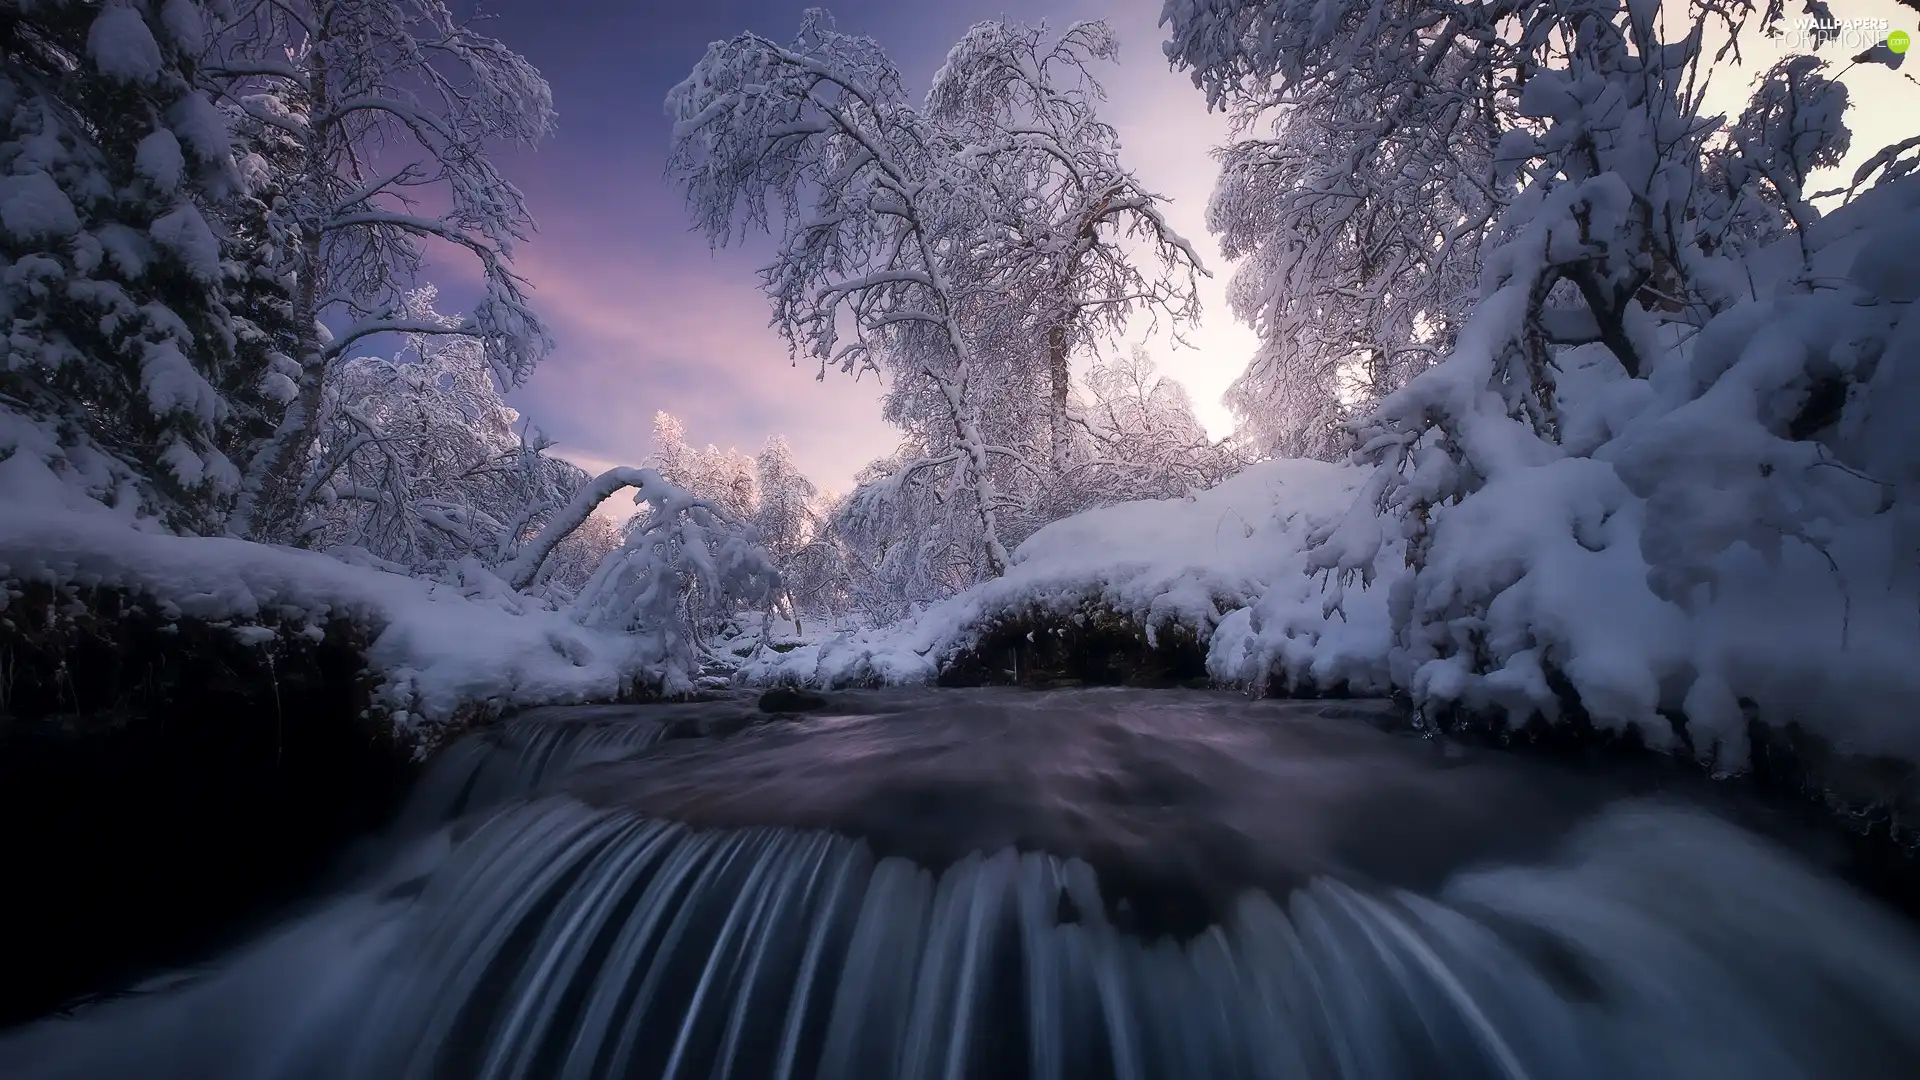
left=4, top=692, right=1918, bottom=1080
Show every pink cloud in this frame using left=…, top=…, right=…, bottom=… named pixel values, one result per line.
left=508, top=239, right=898, bottom=492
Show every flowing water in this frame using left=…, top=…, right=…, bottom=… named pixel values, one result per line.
left=5, top=688, right=1920, bottom=1080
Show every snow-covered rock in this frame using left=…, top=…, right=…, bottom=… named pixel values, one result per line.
left=738, top=458, right=1386, bottom=688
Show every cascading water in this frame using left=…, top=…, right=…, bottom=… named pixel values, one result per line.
left=5, top=688, right=1919, bottom=1080
left=388, top=707, right=675, bottom=834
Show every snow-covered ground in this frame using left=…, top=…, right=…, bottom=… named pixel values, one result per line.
left=748, top=429, right=1920, bottom=768
left=736, top=457, right=1394, bottom=688
left=0, top=499, right=659, bottom=750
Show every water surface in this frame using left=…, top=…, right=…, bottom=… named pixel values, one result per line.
left=4, top=688, right=1917, bottom=1080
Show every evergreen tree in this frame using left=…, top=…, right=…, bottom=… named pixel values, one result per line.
left=1, top=0, right=261, bottom=531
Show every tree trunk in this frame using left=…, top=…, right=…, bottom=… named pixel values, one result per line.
left=1048, top=321, right=1072, bottom=475
left=941, top=372, right=1012, bottom=577
left=904, top=216, right=1012, bottom=578
left=228, top=283, right=326, bottom=544
left=1043, top=196, right=1113, bottom=477
left=230, top=229, right=326, bottom=544
left=502, top=466, right=659, bottom=591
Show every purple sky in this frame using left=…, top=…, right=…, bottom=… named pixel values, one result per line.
left=441, top=0, right=1255, bottom=492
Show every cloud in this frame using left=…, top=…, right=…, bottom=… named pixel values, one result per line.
left=507, top=240, right=898, bottom=492
left=546, top=445, right=643, bottom=522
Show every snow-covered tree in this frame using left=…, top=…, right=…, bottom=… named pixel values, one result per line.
left=647, top=411, right=694, bottom=492
left=751, top=434, right=815, bottom=560
left=535, top=508, right=623, bottom=599
left=830, top=445, right=987, bottom=621
left=645, top=414, right=835, bottom=620
left=925, top=19, right=1206, bottom=475
left=670, top=11, right=1213, bottom=590
left=205, top=0, right=556, bottom=542
left=1169, top=0, right=1901, bottom=466
left=1296, top=0, right=1756, bottom=576
left=292, top=287, right=583, bottom=576
left=645, top=410, right=758, bottom=519
left=1167, top=0, right=1515, bottom=459
left=1168, top=0, right=1785, bottom=496
left=1065, top=344, right=1244, bottom=508
left=1180, top=0, right=1920, bottom=761
left=749, top=434, right=820, bottom=622
left=1, top=0, right=264, bottom=530
left=707, top=448, right=756, bottom=520
left=781, top=496, right=857, bottom=622
left=211, top=122, right=303, bottom=517
left=501, top=466, right=779, bottom=686
left=667, top=9, right=1022, bottom=578
left=1711, top=53, right=1849, bottom=265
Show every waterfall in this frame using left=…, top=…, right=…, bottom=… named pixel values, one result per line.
left=7, top=692, right=1920, bottom=1080
left=6, top=794, right=1918, bottom=1080
left=391, top=711, right=674, bottom=833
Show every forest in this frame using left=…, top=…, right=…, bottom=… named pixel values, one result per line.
left=2, top=0, right=1917, bottom=765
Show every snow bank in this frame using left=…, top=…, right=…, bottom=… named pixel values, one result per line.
left=0, top=505, right=658, bottom=748
left=739, top=459, right=1393, bottom=688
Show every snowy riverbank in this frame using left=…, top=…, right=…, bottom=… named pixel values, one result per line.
left=734, top=458, right=1389, bottom=689
left=0, top=506, right=663, bottom=750
left=743, top=179, right=1920, bottom=777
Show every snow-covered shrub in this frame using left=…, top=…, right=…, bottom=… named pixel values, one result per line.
left=565, top=470, right=779, bottom=692
left=1169, top=0, right=1920, bottom=766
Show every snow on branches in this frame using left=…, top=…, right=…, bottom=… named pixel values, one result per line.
left=1174, top=0, right=1920, bottom=762
left=0, top=2, right=772, bottom=694
left=666, top=9, right=1018, bottom=578
left=669, top=9, right=1217, bottom=604
left=1173, top=0, right=1519, bottom=459
left=542, top=467, right=780, bottom=691
left=645, top=411, right=833, bottom=624
left=925, top=20, right=1206, bottom=474
left=294, top=288, right=586, bottom=578
left=1, top=0, right=251, bottom=530
left=207, top=0, right=557, bottom=542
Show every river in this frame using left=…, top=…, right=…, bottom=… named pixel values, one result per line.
left=4, top=687, right=1918, bottom=1079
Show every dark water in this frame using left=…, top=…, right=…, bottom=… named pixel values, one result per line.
left=5, top=688, right=1919, bottom=1079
